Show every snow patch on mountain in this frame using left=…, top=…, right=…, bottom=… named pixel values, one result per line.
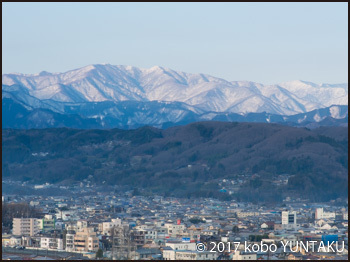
left=2, top=64, right=348, bottom=116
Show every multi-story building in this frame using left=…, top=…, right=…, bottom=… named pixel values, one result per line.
left=55, top=210, right=76, bottom=221
left=236, top=211, right=260, bottom=218
left=98, top=218, right=122, bottom=236
left=74, top=227, right=99, bottom=252
left=176, top=250, right=218, bottom=260
left=9, top=236, right=22, bottom=247
left=315, top=208, right=336, bottom=220
left=165, top=241, right=197, bottom=251
left=281, top=211, right=297, bottom=229
left=12, top=218, right=40, bottom=236
left=164, top=223, right=186, bottom=237
left=131, top=229, right=146, bottom=248
left=40, top=236, right=64, bottom=250
left=37, top=214, right=56, bottom=233
left=163, top=246, right=217, bottom=260
left=343, top=212, right=348, bottom=221
left=65, top=226, right=76, bottom=252
left=77, top=220, right=88, bottom=231
left=232, top=251, right=257, bottom=260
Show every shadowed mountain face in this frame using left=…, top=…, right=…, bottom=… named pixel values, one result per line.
left=2, top=64, right=348, bottom=129
left=3, top=122, right=348, bottom=202
left=2, top=97, right=348, bottom=130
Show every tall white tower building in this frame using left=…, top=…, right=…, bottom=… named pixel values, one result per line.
left=281, top=211, right=297, bottom=229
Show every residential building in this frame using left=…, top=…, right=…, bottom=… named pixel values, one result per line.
left=163, top=247, right=217, bottom=260
left=74, top=227, right=99, bottom=252
left=38, top=214, right=56, bottom=233
left=132, top=228, right=146, bottom=248
left=237, top=212, right=260, bottom=218
left=315, top=208, right=335, bottom=220
left=164, top=223, right=186, bottom=237
left=175, top=250, right=218, bottom=260
left=65, top=228, right=76, bottom=252
left=99, top=218, right=121, bottom=236
left=40, top=236, right=64, bottom=250
left=77, top=220, right=88, bottom=231
left=343, top=212, right=348, bottom=221
left=232, top=251, right=257, bottom=260
left=2, top=234, right=12, bottom=247
left=135, top=248, right=162, bottom=260
left=12, top=218, right=40, bottom=236
left=165, top=241, right=197, bottom=251
left=282, top=211, right=297, bottom=229
left=9, top=236, right=22, bottom=247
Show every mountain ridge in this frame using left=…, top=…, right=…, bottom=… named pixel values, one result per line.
left=3, top=64, right=348, bottom=129
left=3, top=97, right=348, bottom=129
left=3, top=64, right=347, bottom=112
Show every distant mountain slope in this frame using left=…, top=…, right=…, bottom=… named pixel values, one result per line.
left=3, top=97, right=347, bottom=129
left=2, top=122, right=348, bottom=202
left=3, top=64, right=347, bottom=129
left=2, top=65, right=347, bottom=114
left=2, top=98, right=101, bottom=129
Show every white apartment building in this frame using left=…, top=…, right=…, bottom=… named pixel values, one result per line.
left=236, top=211, right=260, bottom=218
left=163, top=247, right=177, bottom=260
left=9, top=236, right=22, bottom=247
left=77, top=220, right=88, bottom=231
left=165, top=241, right=197, bottom=251
left=40, top=236, right=64, bottom=250
left=175, top=250, right=218, bottom=260
left=55, top=210, right=76, bottom=221
left=282, top=211, right=297, bottom=229
left=65, top=228, right=76, bottom=252
left=99, top=218, right=122, bottom=236
left=343, top=212, right=348, bottom=221
left=232, top=251, right=257, bottom=260
left=163, top=247, right=217, bottom=260
left=145, top=229, right=158, bottom=240
left=315, top=208, right=336, bottom=220
left=164, top=223, right=186, bottom=237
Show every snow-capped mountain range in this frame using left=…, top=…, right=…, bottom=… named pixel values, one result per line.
left=2, top=64, right=348, bottom=129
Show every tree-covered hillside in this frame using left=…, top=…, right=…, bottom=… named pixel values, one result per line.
left=2, top=122, right=348, bottom=202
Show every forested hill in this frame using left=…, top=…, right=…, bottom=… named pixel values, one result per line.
left=2, top=122, right=348, bottom=202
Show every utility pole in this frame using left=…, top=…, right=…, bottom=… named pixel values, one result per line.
left=111, top=226, right=115, bottom=260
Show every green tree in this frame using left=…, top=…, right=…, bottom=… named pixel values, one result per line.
left=189, top=217, right=205, bottom=224
left=2, top=202, right=41, bottom=231
left=96, top=248, right=103, bottom=259
left=59, top=206, right=69, bottom=211
left=232, top=225, right=239, bottom=234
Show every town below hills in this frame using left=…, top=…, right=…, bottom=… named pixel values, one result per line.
left=3, top=121, right=348, bottom=203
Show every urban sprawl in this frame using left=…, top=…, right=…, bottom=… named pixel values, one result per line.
left=2, top=179, right=348, bottom=260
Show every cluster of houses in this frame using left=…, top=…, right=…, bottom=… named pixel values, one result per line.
left=2, top=189, right=348, bottom=260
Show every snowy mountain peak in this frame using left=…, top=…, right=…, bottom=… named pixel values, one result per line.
left=278, top=80, right=317, bottom=88
left=2, top=64, right=348, bottom=116
left=76, top=64, right=97, bottom=73
left=149, top=65, right=164, bottom=70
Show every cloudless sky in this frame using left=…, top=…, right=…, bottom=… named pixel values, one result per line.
left=2, top=2, right=348, bottom=84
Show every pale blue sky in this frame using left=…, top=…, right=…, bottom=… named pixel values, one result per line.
left=2, top=2, right=348, bottom=84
